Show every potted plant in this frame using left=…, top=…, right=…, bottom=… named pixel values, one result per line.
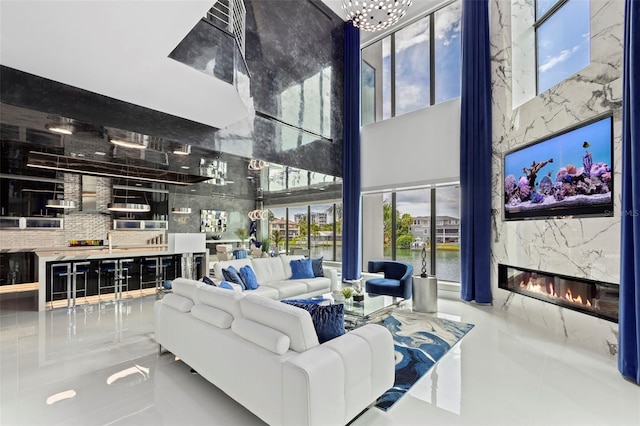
left=341, top=287, right=354, bottom=300
left=272, top=230, right=283, bottom=254
left=235, top=227, right=249, bottom=249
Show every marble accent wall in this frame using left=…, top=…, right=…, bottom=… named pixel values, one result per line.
left=490, top=0, right=624, bottom=358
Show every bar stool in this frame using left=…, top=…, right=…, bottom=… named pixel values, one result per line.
left=119, top=259, right=134, bottom=298
left=71, top=261, right=91, bottom=306
left=140, top=257, right=161, bottom=294
left=193, top=254, right=204, bottom=280
left=158, top=256, right=175, bottom=294
left=50, top=262, right=72, bottom=309
left=97, top=259, right=119, bottom=301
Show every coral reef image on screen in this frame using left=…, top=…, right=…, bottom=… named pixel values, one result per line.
left=504, top=116, right=613, bottom=220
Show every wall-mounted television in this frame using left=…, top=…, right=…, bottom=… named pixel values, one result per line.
left=504, top=114, right=613, bottom=221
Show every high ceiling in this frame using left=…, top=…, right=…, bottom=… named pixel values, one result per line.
left=0, top=1, right=442, bottom=131
left=0, top=0, right=248, bottom=130
left=0, top=0, right=436, bottom=199
left=321, top=0, right=442, bottom=43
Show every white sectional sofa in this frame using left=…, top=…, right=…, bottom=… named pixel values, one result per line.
left=154, top=278, right=395, bottom=426
left=213, top=254, right=339, bottom=299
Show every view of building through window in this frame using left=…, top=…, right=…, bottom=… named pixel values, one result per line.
left=381, top=185, right=461, bottom=282
left=536, top=0, right=590, bottom=93
left=267, top=203, right=342, bottom=261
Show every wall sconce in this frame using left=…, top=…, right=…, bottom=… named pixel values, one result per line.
left=248, top=209, right=268, bottom=220
left=248, top=159, right=269, bottom=170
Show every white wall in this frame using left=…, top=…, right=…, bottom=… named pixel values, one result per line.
left=490, top=0, right=623, bottom=358
left=361, top=98, right=461, bottom=192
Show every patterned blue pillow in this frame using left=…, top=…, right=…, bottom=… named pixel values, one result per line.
left=218, top=281, right=234, bottom=290
left=202, top=275, right=216, bottom=286
left=311, top=257, right=324, bottom=277
left=222, top=266, right=245, bottom=290
left=282, top=301, right=345, bottom=343
left=239, top=265, right=259, bottom=290
left=290, top=258, right=314, bottom=279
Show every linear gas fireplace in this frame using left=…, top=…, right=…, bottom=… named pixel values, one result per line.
left=498, top=264, right=618, bottom=323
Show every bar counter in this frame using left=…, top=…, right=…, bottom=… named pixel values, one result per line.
left=35, top=246, right=205, bottom=311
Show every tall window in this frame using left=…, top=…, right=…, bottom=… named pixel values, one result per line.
left=266, top=203, right=341, bottom=261
left=360, top=0, right=462, bottom=123
left=536, top=0, right=590, bottom=93
left=395, top=17, right=431, bottom=116
left=434, top=1, right=462, bottom=102
left=378, top=185, right=461, bottom=283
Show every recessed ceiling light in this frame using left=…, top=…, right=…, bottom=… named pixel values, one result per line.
left=173, top=145, right=191, bottom=155
left=110, top=138, right=148, bottom=150
left=45, top=123, right=75, bottom=135
left=94, top=151, right=106, bottom=156
left=180, top=166, right=190, bottom=170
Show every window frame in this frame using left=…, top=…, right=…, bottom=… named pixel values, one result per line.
left=533, top=0, right=589, bottom=94
left=360, top=0, right=460, bottom=123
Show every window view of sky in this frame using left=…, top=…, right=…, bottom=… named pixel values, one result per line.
left=395, top=17, right=431, bottom=116
left=371, top=1, right=461, bottom=120
left=537, top=0, right=590, bottom=93
left=434, top=1, right=462, bottom=103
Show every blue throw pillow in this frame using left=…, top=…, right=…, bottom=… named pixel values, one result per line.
left=311, top=257, right=324, bottom=277
left=222, top=266, right=245, bottom=290
left=218, top=281, right=234, bottom=290
left=290, top=258, right=314, bottom=279
left=239, top=265, right=259, bottom=290
left=202, top=275, right=216, bottom=286
left=282, top=300, right=345, bottom=343
left=283, top=297, right=327, bottom=305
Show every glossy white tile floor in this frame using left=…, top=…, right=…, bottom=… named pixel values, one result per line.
left=1, top=293, right=639, bottom=426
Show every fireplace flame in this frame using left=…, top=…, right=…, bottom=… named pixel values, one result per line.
left=519, top=277, right=592, bottom=308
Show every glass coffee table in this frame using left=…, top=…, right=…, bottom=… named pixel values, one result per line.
left=337, top=292, right=400, bottom=329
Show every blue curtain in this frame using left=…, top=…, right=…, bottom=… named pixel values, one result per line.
left=459, top=0, right=492, bottom=304
left=342, top=22, right=362, bottom=281
left=618, top=0, right=640, bottom=385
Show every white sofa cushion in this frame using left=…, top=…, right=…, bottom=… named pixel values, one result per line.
left=191, top=304, right=234, bottom=329
left=251, top=257, right=287, bottom=283
left=171, top=277, right=203, bottom=302
left=162, top=293, right=194, bottom=312
left=232, top=317, right=291, bottom=355
left=248, top=286, right=280, bottom=299
left=298, top=277, right=332, bottom=293
left=239, top=294, right=319, bottom=352
left=196, top=285, right=244, bottom=319
left=279, top=255, right=304, bottom=278
left=268, top=280, right=309, bottom=299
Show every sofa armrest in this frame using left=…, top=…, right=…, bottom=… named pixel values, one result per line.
left=282, top=324, right=394, bottom=426
left=322, top=267, right=339, bottom=292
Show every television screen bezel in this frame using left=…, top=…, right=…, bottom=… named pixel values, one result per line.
left=502, top=113, right=614, bottom=221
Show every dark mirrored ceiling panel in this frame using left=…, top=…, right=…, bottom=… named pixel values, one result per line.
left=26, top=151, right=210, bottom=185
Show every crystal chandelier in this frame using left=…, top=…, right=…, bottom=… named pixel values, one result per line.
left=342, top=0, right=413, bottom=32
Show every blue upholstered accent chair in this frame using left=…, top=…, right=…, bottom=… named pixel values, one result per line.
left=365, top=260, right=413, bottom=300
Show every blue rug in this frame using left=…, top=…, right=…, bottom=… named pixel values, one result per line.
left=369, top=311, right=474, bottom=411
